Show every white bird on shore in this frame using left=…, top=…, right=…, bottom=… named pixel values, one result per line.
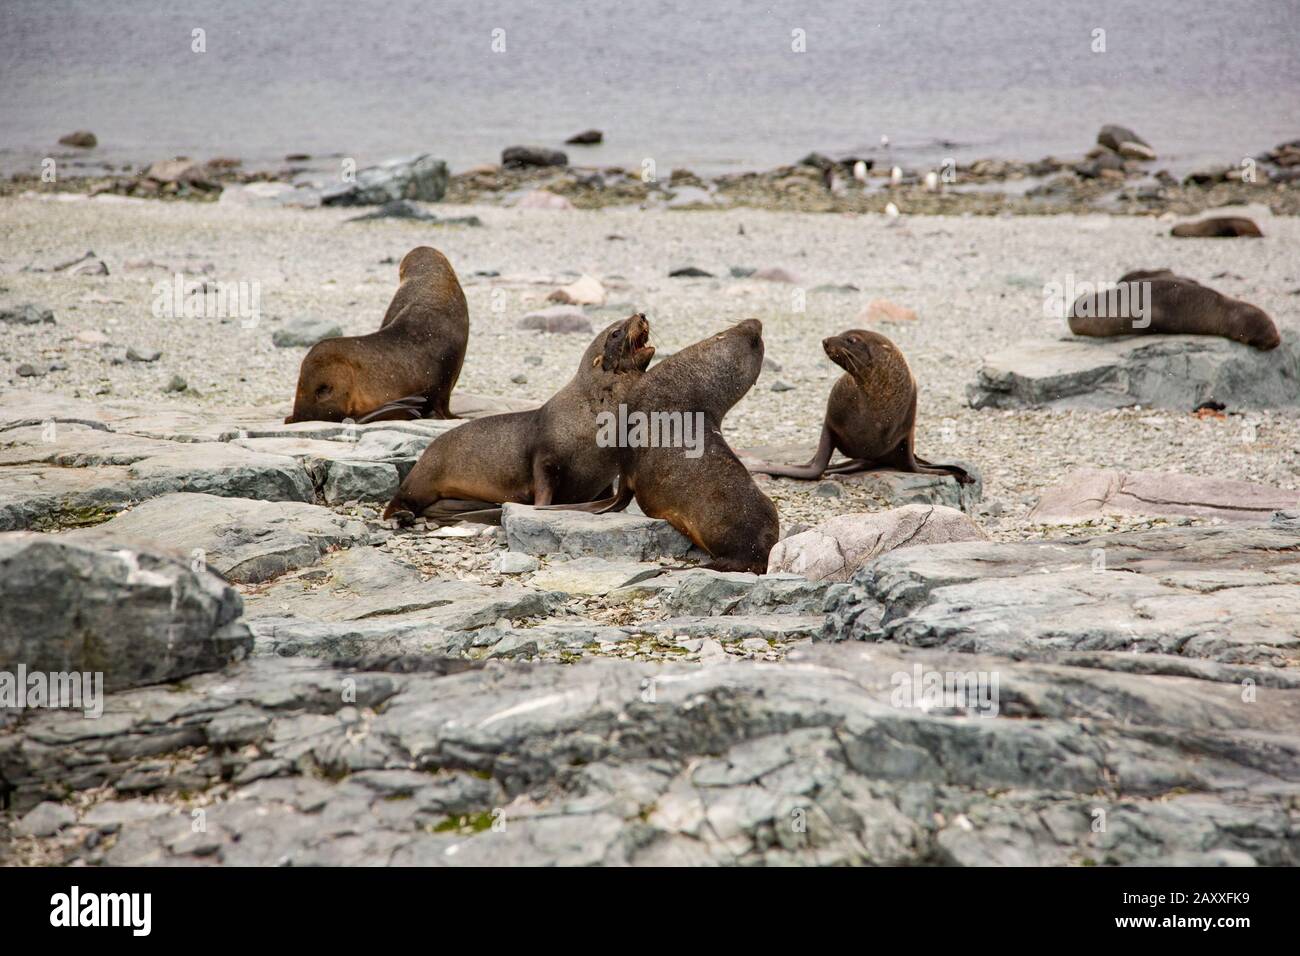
left=885, top=201, right=900, bottom=219
left=890, top=165, right=903, bottom=185
left=852, top=160, right=868, bottom=184
left=924, top=170, right=940, bottom=192
left=881, top=134, right=890, bottom=148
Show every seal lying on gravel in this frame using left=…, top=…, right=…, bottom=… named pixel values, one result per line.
left=285, top=246, right=469, bottom=424
left=556, top=319, right=779, bottom=574
left=1068, top=269, right=1280, bottom=350
left=742, top=330, right=972, bottom=484
left=1170, top=217, right=1264, bottom=238
left=382, top=313, right=654, bottom=524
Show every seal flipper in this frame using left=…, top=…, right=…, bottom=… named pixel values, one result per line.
left=422, top=498, right=504, bottom=526
left=357, top=394, right=426, bottom=423
left=742, top=424, right=836, bottom=480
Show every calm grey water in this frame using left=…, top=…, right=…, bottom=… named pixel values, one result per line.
left=1, top=0, right=1297, bottom=176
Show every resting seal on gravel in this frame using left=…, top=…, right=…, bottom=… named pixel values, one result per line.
left=1068, top=269, right=1280, bottom=350
left=741, top=330, right=972, bottom=483
left=559, top=319, right=779, bottom=574
left=1170, top=217, right=1264, bottom=238
left=285, top=246, right=469, bottom=423
left=382, top=313, right=654, bottom=524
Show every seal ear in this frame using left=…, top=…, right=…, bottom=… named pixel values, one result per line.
left=593, top=356, right=603, bottom=368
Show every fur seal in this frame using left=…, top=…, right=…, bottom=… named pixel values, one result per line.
left=1171, top=217, right=1263, bottom=238
left=1068, top=269, right=1280, bottom=350
left=742, top=330, right=972, bottom=483
left=564, top=319, right=779, bottom=574
left=382, top=313, right=653, bottom=523
left=285, top=246, right=469, bottom=424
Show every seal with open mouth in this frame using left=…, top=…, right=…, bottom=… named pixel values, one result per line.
left=285, top=245, right=470, bottom=424
left=382, top=312, right=654, bottom=524
left=742, top=330, right=972, bottom=483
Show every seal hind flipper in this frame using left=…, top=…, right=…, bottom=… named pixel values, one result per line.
left=422, top=498, right=503, bottom=526
left=743, top=424, right=837, bottom=480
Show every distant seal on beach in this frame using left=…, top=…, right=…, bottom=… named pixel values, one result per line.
left=1171, top=217, right=1263, bottom=238
left=1068, top=269, right=1280, bottom=350
left=561, top=319, right=779, bottom=574
left=382, top=313, right=653, bottom=524
left=742, top=330, right=972, bottom=483
left=285, top=246, right=469, bottom=424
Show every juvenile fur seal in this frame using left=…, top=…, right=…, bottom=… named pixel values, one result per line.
left=743, top=330, right=972, bottom=483
left=562, top=319, right=779, bottom=574
left=285, top=246, right=469, bottom=424
left=1171, top=217, right=1263, bottom=238
left=1068, top=269, right=1280, bottom=350
left=382, top=313, right=653, bottom=523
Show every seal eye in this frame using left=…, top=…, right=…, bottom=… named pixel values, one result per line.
left=315, top=384, right=333, bottom=399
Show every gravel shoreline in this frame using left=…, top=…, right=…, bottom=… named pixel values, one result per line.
left=2, top=195, right=1297, bottom=540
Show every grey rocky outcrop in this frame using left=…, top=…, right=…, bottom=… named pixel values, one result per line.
left=1028, top=469, right=1298, bottom=524
left=822, top=513, right=1300, bottom=667
left=3, top=641, right=1295, bottom=865
left=968, top=335, right=1300, bottom=410
left=0, top=534, right=252, bottom=692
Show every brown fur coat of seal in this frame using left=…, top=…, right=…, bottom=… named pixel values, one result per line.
left=576, top=319, right=779, bottom=574
left=382, top=313, right=653, bottom=523
left=1170, top=217, right=1263, bottom=238
left=1068, top=269, right=1280, bottom=350
left=286, top=246, right=469, bottom=423
left=743, top=330, right=971, bottom=483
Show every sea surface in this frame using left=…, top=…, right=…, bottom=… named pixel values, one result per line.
left=1, top=0, right=1297, bottom=177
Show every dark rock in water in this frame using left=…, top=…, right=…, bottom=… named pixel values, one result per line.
left=565, top=129, right=603, bottom=145
left=284, top=152, right=311, bottom=162
left=669, top=266, right=714, bottom=278
left=0, top=304, right=55, bottom=326
left=58, top=130, right=97, bottom=148
left=1097, top=124, right=1155, bottom=160
left=1183, top=165, right=1232, bottom=186
left=518, top=307, right=593, bottom=334
left=502, top=145, right=568, bottom=168
left=0, top=534, right=253, bottom=692
left=321, top=154, right=449, bottom=206
left=799, top=151, right=835, bottom=171
left=1074, top=150, right=1125, bottom=179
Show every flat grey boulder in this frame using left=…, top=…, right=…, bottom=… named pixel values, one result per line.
left=968, top=335, right=1300, bottom=410
left=0, top=533, right=251, bottom=692
left=272, top=318, right=343, bottom=348
left=1029, top=468, right=1299, bottom=525
left=769, top=505, right=988, bottom=582
left=530, top=557, right=662, bottom=596
left=243, top=549, right=563, bottom=659
left=0, top=424, right=313, bottom=531
left=321, top=154, right=449, bottom=206
left=657, top=569, right=832, bottom=616
left=823, top=515, right=1300, bottom=666
left=7, top=642, right=1297, bottom=865
left=68, top=493, right=370, bottom=584
left=503, top=503, right=702, bottom=561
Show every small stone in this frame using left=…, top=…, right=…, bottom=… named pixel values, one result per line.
left=813, top=480, right=842, bottom=498
left=565, top=130, right=603, bottom=145
left=16, top=363, right=45, bottom=378
left=770, top=380, right=794, bottom=392
left=763, top=357, right=783, bottom=372
left=0, top=304, right=55, bottom=325
left=272, top=318, right=343, bottom=348
left=860, top=299, right=918, bottom=324
left=127, top=346, right=162, bottom=363
left=59, top=130, right=98, bottom=148
left=164, top=374, right=188, bottom=393
left=492, top=552, right=540, bottom=575
left=669, top=266, right=714, bottom=278
left=519, top=307, right=592, bottom=334
left=17, top=801, right=77, bottom=837
left=524, top=355, right=543, bottom=366
left=547, top=274, right=606, bottom=306
left=750, top=266, right=800, bottom=283
left=511, top=373, right=528, bottom=384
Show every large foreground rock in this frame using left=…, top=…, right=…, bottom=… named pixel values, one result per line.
left=0, top=534, right=251, bottom=691
left=1029, top=469, right=1299, bottom=525
left=769, top=505, right=988, bottom=582
left=68, top=494, right=371, bottom=584
left=2, top=641, right=1296, bottom=865
left=968, top=335, right=1300, bottom=410
left=823, top=512, right=1300, bottom=667
left=502, top=504, right=702, bottom=561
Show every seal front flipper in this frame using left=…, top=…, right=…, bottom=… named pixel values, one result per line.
left=356, top=394, right=426, bottom=423
left=534, top=484, right=634, bottom=515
